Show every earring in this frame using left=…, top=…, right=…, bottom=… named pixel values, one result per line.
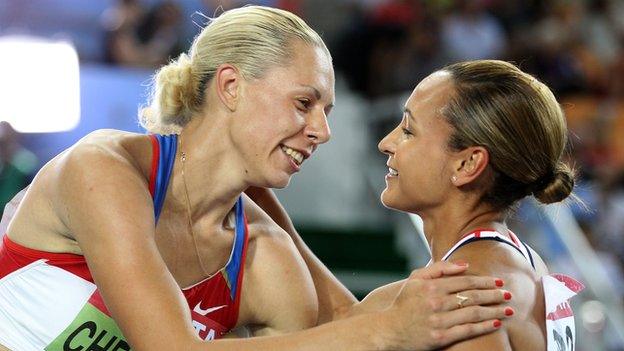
left=451, top=175, right=458, bottom=183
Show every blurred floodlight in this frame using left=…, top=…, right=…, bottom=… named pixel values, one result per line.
left=0, top=36, right=80, bottom=133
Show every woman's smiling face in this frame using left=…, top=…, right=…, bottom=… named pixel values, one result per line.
left=378, top=71, right=457, bottom=213
left=231, top=41, right=335, bottom=189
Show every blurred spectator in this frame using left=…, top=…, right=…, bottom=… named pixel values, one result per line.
left=136, top=1, right=185, bottom=64
left=102, top=0, right=148, bottom=67
left=581, top=0, right=621, bottom=67
left=102, top=0, right=184, bottom=68
left=364, top=0, right=420, bottom=97
left=520, top=1, right=589, bottom=95
left=440, top=0, right=506, bottom=61
left=0, top=122, right=37, bottom=217
left=334, top=0, right=438, bottom=98
left=593, top=170, right=624, bottom=264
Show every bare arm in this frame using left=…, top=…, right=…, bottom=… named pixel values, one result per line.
left=56, top=146, right=199, bottom=350
left=244, top=187, right=357, bottom=323
left=242, top=225, right=319, bottom=336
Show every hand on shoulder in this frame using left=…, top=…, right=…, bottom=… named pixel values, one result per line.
left=442, top=240, right=545, bottom=350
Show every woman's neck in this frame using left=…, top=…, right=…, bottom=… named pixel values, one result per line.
left=168, top=114, right=250, bottom=227
left=420, top=201, right=507, bottom=262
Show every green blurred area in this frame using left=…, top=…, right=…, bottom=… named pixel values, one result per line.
left=299, top=226, right=407, bottom=272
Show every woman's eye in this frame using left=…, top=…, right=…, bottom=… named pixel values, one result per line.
left=402, top=128, right=413, bottom=136
left=297, top=99, right=310, bottom=110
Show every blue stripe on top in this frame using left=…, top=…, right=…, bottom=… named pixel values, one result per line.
left=151, top=134, right=246, bottom=300
left=224, top=196, right=246, bottom=300
left=152, top=134, right=177, bottom=223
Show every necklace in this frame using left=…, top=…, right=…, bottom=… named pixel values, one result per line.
left=180, top=149, right=211, bottom=277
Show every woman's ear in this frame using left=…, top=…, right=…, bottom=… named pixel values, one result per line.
left=450, top=146, right=490, bottom=186
left=215, top=64, right=240, bottom=112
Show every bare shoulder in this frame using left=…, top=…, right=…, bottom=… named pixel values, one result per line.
left=49, top=131, right=148, bottom=213
left=237, top=194, right=318, bottom=334
left=42, top=129, right=151, bottom=188
left=63, top=129, right=151, bottom=171
left=7, top=129, right=153, bottom=251
left=445, top=238, right=546, bottom=350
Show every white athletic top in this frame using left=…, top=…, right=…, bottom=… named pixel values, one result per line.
left=441, top=229, right=584, bottom=351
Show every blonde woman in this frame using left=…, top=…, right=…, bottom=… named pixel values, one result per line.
left=0, top=7, right=512, bottom=351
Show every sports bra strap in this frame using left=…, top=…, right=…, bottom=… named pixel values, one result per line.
left=148, top=134, right=178, bottom=223
left=442, top=230, right=536, bottom=270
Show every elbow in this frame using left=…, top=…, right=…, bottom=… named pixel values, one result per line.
left=330, top=300, right=358, bottom=321
left=125, top=331, right=203, bottom=351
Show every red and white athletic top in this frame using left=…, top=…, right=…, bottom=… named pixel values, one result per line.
left=0, top=134, right=249, bottom=350
left=441, top=229, right=584, bottom=351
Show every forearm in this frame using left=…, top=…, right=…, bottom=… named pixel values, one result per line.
left=192, top=313, right=386, bottom=351
left=341, top=280, right=405, bottom=320
left=245, top=187, right=357, bottom=322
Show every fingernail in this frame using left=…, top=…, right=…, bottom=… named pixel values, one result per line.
left=505, top=307, right=514, bottom=316
left=453, top=260, right=468, bottom=267
left=495, top=279, right=504, bottom=287
left=493, top=320, right=502, bottom=328
left=504, top=291, right=512, bottom=300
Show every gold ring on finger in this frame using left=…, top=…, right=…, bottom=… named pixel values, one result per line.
left=456, top=293, right=469, bottom=309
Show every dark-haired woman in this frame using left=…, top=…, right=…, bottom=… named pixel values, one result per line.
left=376, top=60, right=583, bottom=350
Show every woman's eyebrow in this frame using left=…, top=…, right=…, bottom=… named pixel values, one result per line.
left=404, top=108, right=416, bottom=125
left=300, top=84, right=334, bottom=108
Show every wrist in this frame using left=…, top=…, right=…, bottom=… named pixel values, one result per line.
left=369, top=310, right=395, bottom=351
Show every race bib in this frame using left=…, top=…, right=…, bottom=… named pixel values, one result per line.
left=543, top=274, right=584, bottom=351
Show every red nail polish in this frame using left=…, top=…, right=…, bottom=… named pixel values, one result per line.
left=504, top=292, right=512, bottom=300
left=493, top=320, right=502, bottom=328
left=505, top=307, right=514, bottom=316
left=495, top=279, right=504, bottom=287
left=454, top=260, right=468, bottom=267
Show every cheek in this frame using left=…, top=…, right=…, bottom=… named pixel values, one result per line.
left=396, top=144, right=445, bottom=186
left=255, top=101, right=303, bottom=131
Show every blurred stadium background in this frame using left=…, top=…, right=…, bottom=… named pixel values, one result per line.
left=1, top=0, right=623, bottom=349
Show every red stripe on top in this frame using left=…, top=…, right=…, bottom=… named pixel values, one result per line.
left=509, top=231, right=521, bottom=247
left=88, top=290, right=111, bottom=317
left=148, top=134, right=160, bottom=197
left=3, top=235, right=83, bottom=263
left=461, top=228, right=521, bottom=249
left=1, top=235, right=93, bottom=283
left=461, top=228, right=495, bottom=239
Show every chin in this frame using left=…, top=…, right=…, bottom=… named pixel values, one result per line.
left=266, top=174, right=292, bottom=189
left=380, top=190, right=395, bottom=209
left=272, top=180, right=290, bottom=189
left=380, top=190, right=408, bottom=212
